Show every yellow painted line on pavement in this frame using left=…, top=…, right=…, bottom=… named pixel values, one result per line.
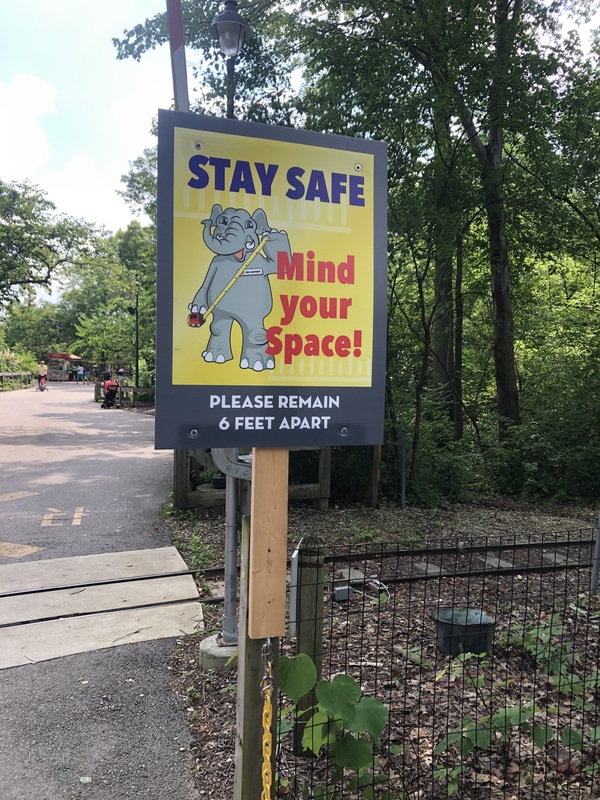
left=42, top=508, right=87, bottom=527
left=0, top=491, right=38, bottom=503
left=42, top=508, right=66, bottom=527
left=0, top=542, right=44, bottom=558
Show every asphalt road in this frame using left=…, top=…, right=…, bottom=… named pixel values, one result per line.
left=0, top=382, right=200, bottom=800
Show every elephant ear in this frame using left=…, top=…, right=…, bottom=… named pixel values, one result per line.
left=252, top=208, right=269, bottom=235
left=210, top=203, right=223, bottom=224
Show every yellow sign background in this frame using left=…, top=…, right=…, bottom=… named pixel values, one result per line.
left=172, top=126, right=375, bottom=387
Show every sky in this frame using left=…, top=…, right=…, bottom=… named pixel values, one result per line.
left=0, top=1, right=176, bottom=232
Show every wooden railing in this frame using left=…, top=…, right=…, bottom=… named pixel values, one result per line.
left=93, top=381, right=155, bottom=407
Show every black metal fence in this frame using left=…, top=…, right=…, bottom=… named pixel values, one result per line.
left=279, top=527, right=600, bottom=799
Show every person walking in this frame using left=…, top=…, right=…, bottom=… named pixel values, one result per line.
left=77, top=364, right=84, bottom=385
left=36, top=360, right=48, bottom=390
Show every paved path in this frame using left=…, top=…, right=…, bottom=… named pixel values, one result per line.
left=0, top=383, right=201, bottom=799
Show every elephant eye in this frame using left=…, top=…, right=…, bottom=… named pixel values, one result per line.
left=245, top=220, right=254, bottom=229
left=218, top=215, right=228, bottom=225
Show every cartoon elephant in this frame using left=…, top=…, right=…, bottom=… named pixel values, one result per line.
left=189, top=204, right=292, bottom=371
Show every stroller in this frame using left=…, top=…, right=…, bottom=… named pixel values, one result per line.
left=101, top=380, right=119, bottom=409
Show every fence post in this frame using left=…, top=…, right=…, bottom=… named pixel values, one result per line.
left=294, top=534, right=324, bottom=755
left=368, top=444, right=381, bottom=508
left=591, top=513, right=600, bottom=596
left=173, top=449, right=189, bottom=509
left=318, top=446, right=331, bottom=509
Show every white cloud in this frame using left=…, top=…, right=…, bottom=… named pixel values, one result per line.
left=0, top=73, right=56, bottom=178
left=42, top=154, right=138, bottom=231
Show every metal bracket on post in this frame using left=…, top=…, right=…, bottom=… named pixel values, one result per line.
left=201, top=448, right=253, bottom=481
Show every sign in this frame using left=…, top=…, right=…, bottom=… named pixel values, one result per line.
left=155, top=110, right=387, bottom=449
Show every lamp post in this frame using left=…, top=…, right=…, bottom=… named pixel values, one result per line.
left=210, top=0, right=252, bottom=119
left=127, top=291, right=139, bottom=388
left=209, top=1, right=252, bottom=649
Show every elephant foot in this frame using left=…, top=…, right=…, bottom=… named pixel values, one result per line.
left=203, top=350, right=231, bottom=364
left=240, top=356, right=275, bottom=371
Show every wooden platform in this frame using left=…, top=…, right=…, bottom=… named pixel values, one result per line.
left=0, top=547, right=202, bottom=669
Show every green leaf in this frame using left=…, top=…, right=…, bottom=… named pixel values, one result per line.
left=457, top=736, right=475, bottom=759
left=277, top=717, right=295, bottom=738
left=590, top=726, right=600, bottom=743
left=434, top=729, right=463, bottom=755
left=317, top=674, right=361, bottom=726
left=491, top=705, right=533, bottom=731
left=279, top=654, right=317, bottom=704
left=347, top=696, right=389, bottom=743
left=332, top=732, right=373, bottom=770
left=532, top=725, right=555, bottom=749
left=561, top=727, right=585, bottom=751
left=347, top=770, right=380, bottom=789
left=473, top=725, right=492, bottom=750
left=301, top=709, right=339, bottom=756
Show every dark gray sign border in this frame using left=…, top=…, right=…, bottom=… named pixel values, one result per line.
left=155, top=110, right=387, bottom=450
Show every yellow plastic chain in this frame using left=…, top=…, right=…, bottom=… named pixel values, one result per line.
left=260, top=640, right=273, bottom=800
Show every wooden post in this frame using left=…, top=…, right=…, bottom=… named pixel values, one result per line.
left=318, top=446, right=331, bottom=509
left=368, top=444, right=382, bottom=508
left=248, top=447, right=289, bottom=639
left=234, top=515, right=278, bottom=800
left=294, top=535, right=324, bottom=754
left=173, top=449, right=189, bottom=510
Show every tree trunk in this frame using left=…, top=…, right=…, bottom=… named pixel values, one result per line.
left=483, top=163, right=521, bottom=432
left=432, top=253, right=455, bottom=420
left=410, top=318, right=430, bottom=486
left=385, top=376, right=403, bottom=493
left=453, top=234, right=464, bottom=440
left=431, top=102, right=456, bottom=423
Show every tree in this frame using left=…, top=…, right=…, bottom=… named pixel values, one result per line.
left=0, top=180, right=92, bottom=305
left=2, top=302, right=74, bottom=362
left=118, top=148, right=158, bottom=225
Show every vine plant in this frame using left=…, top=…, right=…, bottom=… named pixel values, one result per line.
left=277, top=653, right=392, bottom=799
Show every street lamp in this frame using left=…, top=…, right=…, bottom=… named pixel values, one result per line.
left=209, top=0, right=252, bottom=649
left=127, top=293, right=139, bottom=388
left=210, top=0, right=252, bottom=119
